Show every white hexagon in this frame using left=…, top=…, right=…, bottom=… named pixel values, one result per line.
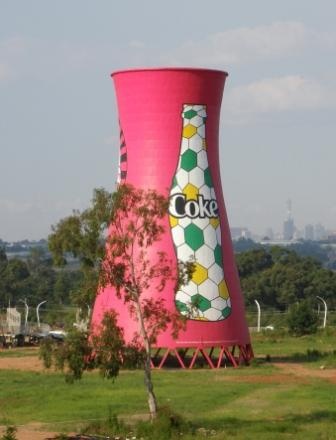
left=197, top=150, right=208, bottom=170
left=227, top=298, right=231, bottom=308
left=199, top=184, right=211, bottom=199
left=189, top=166, right=204, bottom=187
left=183, top=105, right=193, bottom=113
left=178, top=216, right=192, bottom=228
left=210, top=187, right=216, bottom=199
left=188, top=133, right=203, bottom=153
left=170, top=184, right=183, bottom=195
left=171, top=225, right=185, bottom=246
left=195, top=245, right=215, bottom=268
left=180, top=137, right=189, bottom=150
left=190, top=216, right=208, bottom=230
left=208, top=263, right=224, bottom=284
left=182, top=280, right=198, bottom=296
left=203, top=308, right=222, bottom=321
left=198, top=278, right=218, bottom=300
left=193, top=105, right=203, bottom=111
left=197, top=124, right=205, bottom=138
left=189, top=115, right=203, bottom=127
left=175, top=168, right=189, bottom=188
left=175, top=290, right=192, bottom=304
left=177, top=243, right=194, bottom=261
left=203, top=224, right=218, bottom=250
left=211, top=296, right=228, bottom=311
left=198, top=108, right=206, bottom=118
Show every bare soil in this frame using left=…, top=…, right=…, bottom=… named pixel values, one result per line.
left=0, top=424, right=61, bottom=440
left=0, top=355, right=45, bottom=372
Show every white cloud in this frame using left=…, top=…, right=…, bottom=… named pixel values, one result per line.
left=223, top=75, right=335, bottom=123
left=164, top=21, right=335, bottom=66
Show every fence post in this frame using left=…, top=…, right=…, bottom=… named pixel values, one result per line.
left=254, top=299, right=261, bottom=332
left=316, top=296, right=327, bottom=328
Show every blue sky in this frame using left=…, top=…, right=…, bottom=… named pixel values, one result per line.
left=1, top=0, right=335, bottom=241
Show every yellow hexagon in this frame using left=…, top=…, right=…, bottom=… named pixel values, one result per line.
left=210, top=217, right=220, bottom=229
left=183, top=124, right=197, bottom=139
left=219, top=280, right=229, bottom=299
left=196, top=316, right=209, bottom=321
left=183, top=183, right=199, bottom=200
left=192, top=263, right=208, bottom=285
left=169, top=215, right=178, bottom=228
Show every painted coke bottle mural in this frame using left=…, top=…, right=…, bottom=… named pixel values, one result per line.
left=169, top=104, right=231, bottom=321
left=91, top=68, right=253, bottom=367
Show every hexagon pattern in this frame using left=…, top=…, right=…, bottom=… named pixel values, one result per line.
left=169, top=104, right=232, bottom=321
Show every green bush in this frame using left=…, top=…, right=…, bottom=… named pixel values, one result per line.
left=287, top=300, right=318, bottom=336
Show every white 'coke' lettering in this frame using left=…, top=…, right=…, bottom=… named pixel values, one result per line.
left=169, top=193, right=218, bottom=219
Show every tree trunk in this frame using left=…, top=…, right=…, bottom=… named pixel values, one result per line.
left=134, top=297, right=158, bottom=419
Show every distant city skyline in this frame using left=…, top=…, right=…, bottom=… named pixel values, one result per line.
left=1, top=1, right=336, bottom=241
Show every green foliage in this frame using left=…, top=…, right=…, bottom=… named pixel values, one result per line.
left=136, top=406, right=193, bottom=440
left=82, top=406, right=192, bottom=440
left=39, top=311, right=135, bottom=383
left=237, top=246, right=336, bottom=311
left=91, top=310, right=125, bottom=379
left=48, top=188, right=114, bottom=308
left=40, top=328, right=92, bottom=383
left=0, top=246, right=81, bottom=315
left=47, top=184, right=193, bottom=419
left=81, top=410, right=128, bottom=438
left=1, top=426, right=17, bottom=440
left=287, top=301, right=318, bottom=336
left=233, top=237, right=262, bottom=253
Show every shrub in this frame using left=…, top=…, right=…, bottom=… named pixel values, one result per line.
left=287, top=300, right=318, bottom=336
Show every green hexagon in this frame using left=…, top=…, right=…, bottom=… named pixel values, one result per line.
left=191, top=294, right=211, bottom=312
left=185, top=224, right=204, bottom=251
left=222, top=306, right=231, bottom=318
left=175, top=300, right=189, bottom=313
left=214, top=244, right=223, bottom=267
left=181, top=149, right=197, bottom=171
left=183, top=109, right=197, bottom=119
left=204, top=167, right=213, bottom=187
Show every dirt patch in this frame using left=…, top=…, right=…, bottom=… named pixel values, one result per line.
left=0, top=355, right=45, bottom=372
left=274, top=362, right=336, bottom=383
left=215, top=372, right=309, bottom=384
left=0, top=424, right=61, bottom=440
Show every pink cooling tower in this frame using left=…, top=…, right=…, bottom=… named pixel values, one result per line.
left=91, top=68, right=253, bottom=368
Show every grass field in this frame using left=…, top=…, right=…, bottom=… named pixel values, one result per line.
left=0, top=330, right=335, bottom=439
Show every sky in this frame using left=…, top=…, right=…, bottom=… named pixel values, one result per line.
left=1, top=0, right=335, bottom=241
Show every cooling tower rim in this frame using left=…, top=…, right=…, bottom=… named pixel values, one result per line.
left=111, top=67, right=228, bottom=78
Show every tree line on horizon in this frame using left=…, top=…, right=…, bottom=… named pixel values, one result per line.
left=1, top=239, right=336, bottom=316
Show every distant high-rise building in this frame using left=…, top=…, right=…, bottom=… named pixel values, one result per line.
left=230, top=227, right=252, bottom=240
left=283, top=199, right=295, bottom=240
left=314, top=223, right=327, bottom=241
left=265, top=228, right=274, bottom=240
left=304, top=224, right=314, bottom=241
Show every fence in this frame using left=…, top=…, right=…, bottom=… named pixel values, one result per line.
left=245, top=306, right=336, bottom=331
